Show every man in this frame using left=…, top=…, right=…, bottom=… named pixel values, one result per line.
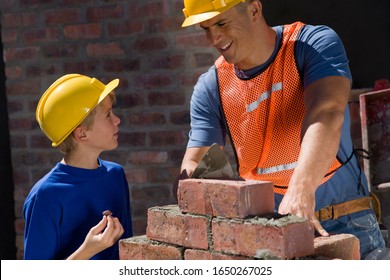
left=178, top=0, right=385, bottom=259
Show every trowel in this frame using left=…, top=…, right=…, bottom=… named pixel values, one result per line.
left=190, top=143, right=239, bottom=180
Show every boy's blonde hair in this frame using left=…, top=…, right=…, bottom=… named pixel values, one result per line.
left=58, top=92, right=117, bottom=154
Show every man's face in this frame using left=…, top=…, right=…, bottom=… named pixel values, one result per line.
left=199, top=5, right=256, bottom=70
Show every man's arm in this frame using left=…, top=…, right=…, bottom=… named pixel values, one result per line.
left=278, top=75, right=350, bottom=236
left=180, top=146, right=211, bottom=177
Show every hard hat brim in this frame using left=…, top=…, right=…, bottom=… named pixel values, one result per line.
left=98, top=78, right=119, bottom=104
left=182, top=11, right=220, bottom=27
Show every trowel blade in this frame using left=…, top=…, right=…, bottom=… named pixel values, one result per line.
left=191, top=143, right=237, bottom=180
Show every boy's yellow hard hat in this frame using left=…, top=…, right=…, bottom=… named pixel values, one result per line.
left=36, top=74, right=119, bottom=147
left=182, top=0, right=246, bottom=27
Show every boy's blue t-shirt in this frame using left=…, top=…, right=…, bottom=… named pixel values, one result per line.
left=187, top=24, right=370, bottom=211
left=23, top=159, right=133, bottom=260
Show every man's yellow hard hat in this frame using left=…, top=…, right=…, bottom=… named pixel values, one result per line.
left=36, top=74, right=119, bottom=147
left=182, top=0, right=246, bottom=27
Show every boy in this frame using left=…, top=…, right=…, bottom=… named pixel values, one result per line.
left=23, top=74, right=133, bottom=259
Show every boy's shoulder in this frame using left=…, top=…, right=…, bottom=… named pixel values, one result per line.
left=99, top=159, right=124, bottom=171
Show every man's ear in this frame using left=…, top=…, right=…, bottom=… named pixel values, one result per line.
left=72, top=126, right=88, bottom=142
left=249, top=0, right=262, bottom=18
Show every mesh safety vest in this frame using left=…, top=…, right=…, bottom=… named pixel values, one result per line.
left=215, top=22, right=342, bottom=194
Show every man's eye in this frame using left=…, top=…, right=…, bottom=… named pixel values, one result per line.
left=217, top=22, right=226, bottom=27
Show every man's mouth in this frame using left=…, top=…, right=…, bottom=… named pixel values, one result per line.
left=220, top=41, right=232, bottom=51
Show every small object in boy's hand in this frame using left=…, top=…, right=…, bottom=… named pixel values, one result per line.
left=102, top=210, right=112, bottom=216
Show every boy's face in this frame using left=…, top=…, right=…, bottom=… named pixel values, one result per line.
left=84, top=95, right=121, bottom=152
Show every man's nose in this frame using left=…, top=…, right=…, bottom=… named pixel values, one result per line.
left=207, top=28, right=221, bottom=46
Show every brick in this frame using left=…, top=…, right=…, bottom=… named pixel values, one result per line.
left=107, top=21, right=144, bottom=37
left=178, top=179, right=274, bottom=219
left=170, top=111, right=190, bottom=125
left=176, top=33, right=210, bottom=48
left=212, top=215, right=314, bottom=259
left=86, top=5, right=124, bottom=21
left=103, top=59, right=140, bottom=73
left=184, top=249, right=251, bottom=260
left=128, top=151, right=168, bottom=164
left=44, top=8, right=81, bottom=25
left=146, top=205, right=210, bottom=249
left=119, top=235, right=182, bottom=260
left=149, top=131, right=184, bottom=146
left=4, top=47, right=40, bottom=62
left=134, top=37, right=168, bottom=52
left=149, top=166, right=179, bottom=183
left=86, top=42, right=124, bottom=57
left=148, top=91, right=185, bottom=106
left=2, top=12, right=36, bottom=28
left=126, top=112, right=165, bottom=125
left=314, top=234, right=360, bottom=260
left=118, top=132, right=146, bottom=147
left=148, top=54, right=185, bottom=70
left=63, top=23, right=102, bottom=40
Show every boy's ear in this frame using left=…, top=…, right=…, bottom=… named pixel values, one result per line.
left=73, top=126, right=88, bottom=142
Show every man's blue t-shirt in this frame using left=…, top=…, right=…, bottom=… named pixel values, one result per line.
left=187, top=24, right=370, bottom=213
left=23, top=159, right=133, bottom=260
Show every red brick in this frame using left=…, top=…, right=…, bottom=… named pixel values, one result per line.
left=212, top=215, right=314, bottom=259
left=44, top=8, right=81, bottom=25
left=119, top=235, right=182, bottom=260
left=63, top=23, right=101, bottom=40
left=134, top=37, right=168, bottom=52
left=107, top=21, right=144, bottom=37
left=176, top=32, right=210, bottom=48
left=126, top=112, right=165, bottom=125
left=125, top=169, right=147, bottom=183
left=184, top=249, right=251, bottom=260
left=4, top=47, right=40, bottom=62
left=86, top=42, right=124, bottom=57
left=2, top=12, right=36, bottom=28
left=148, top=91, right=185, bottom=106
left=146, top=205, right=210, bottom=249
left=178, top=179, right=274, bottom=219
left=86, top=5, right=124, bottom=21
left=314, top=234, right=360, bottom=260
left=149, top=131, right=184, bottom=146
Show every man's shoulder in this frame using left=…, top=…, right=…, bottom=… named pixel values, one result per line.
left=194, top=64, right=218, bottom=92
left=297, top=24, right=340, bottom=44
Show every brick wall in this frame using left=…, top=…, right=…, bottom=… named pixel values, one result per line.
left=0, top=0, right=219, bottom=259
left=120, top=179, right=360, bottom=260
left=1, top=0, right=387, bottom=260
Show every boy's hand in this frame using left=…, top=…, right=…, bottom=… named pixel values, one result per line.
left=67, top=214, right=124, bottom=260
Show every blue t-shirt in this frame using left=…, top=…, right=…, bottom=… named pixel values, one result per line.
left=23, top=159, right=133, bottom=260
left=187, top=24, right=370, bottom=212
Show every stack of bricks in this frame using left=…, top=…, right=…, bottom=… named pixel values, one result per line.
left=119, top=179, right=360, bottom=260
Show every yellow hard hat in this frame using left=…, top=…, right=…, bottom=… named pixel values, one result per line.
left=182, top=0, right=246, bottom=27
left=36, top=74, right=119, bottom=147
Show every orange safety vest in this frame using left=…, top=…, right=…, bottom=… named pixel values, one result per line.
left=215, top=22, right=342, bottom=194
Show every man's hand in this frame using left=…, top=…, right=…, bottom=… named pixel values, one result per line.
left=278, top=188, right=329, bottom=237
